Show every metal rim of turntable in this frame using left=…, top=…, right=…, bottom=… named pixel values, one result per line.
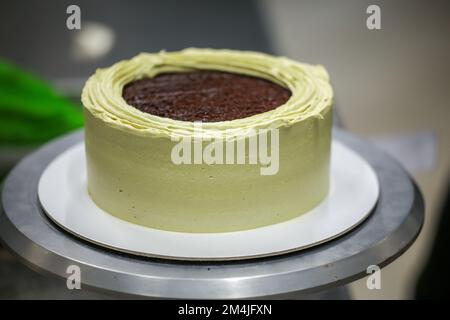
left=0, top=129, right=424, bottom=299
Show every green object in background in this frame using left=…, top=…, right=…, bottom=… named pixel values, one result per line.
left=0, top=59, right=83, bottom=145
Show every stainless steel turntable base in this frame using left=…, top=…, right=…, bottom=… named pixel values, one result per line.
left=0, top=129, right=424, bottom=299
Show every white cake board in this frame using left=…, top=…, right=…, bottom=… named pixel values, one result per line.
left=38, top=141, right=379, bottom=261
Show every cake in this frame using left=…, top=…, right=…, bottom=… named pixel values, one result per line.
left=82, top=48, right=333, bottom=233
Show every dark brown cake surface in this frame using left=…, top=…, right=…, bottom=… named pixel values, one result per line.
left=122, top=71, right=291, bottom=122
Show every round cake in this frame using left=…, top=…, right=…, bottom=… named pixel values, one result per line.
left=82, top=48, right=333, bottom=233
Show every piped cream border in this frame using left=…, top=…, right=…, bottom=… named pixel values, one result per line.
left=82, top=48, right=333, bottom=140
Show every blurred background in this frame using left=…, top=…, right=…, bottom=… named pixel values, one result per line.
left=0, top=0, right=449, bottom=299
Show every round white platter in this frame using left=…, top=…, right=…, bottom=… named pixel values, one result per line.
left=38, top=140, right=379, bottom=261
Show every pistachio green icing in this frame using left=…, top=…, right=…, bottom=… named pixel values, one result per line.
left=82, top=48, right=332, bottom=140
left=82, top=48, right=333, bottom=233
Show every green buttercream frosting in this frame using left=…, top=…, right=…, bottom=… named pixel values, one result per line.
left=82, top=48, right=332, bottom=139
left=82, top=48, right=333, bottom=233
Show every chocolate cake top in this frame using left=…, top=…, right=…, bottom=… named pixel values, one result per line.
left=122, top=71, right=291, bottom=122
